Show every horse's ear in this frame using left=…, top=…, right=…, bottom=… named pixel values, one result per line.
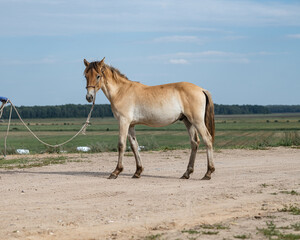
left=97, top=57, right=105, bottom=69
left=100, top=57, right=105, bottom=65
left=84, top=59, right=89, bottom=67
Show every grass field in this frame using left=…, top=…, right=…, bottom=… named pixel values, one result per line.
left=0, top=113, right=300, bottom=155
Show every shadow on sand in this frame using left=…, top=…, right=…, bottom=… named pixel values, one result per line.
left=0, top=169, right=203, bottom=180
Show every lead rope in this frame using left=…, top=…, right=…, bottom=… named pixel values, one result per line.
left=1, top=93, right=96, bottom=157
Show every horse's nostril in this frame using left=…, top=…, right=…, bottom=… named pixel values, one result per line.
left=86, top=95, right=93, bottom=102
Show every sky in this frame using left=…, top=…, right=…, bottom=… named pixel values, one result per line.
left=0, top=0, right=300, bottom=106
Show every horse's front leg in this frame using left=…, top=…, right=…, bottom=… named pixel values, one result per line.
left=108, top=119, right=130, bottom=179
left=128, top=126, right=143, bottom=178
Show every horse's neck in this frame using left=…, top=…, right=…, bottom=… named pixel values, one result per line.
left=101, top=76, right=127, bottom=103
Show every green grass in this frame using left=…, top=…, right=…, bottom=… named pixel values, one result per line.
left=257, top=221, right=300, bottom=240
left=291, top=223, right=300, bottom=231
left=1, top=113, right=300, bottom=154
left=181, top=229, right=220, bottom=235
left=181, top=223, right=228, bottom=238
left=260, top=183, right=270, bottom=188
left=280, top=190, right=300, bottom=196
left=144, top=233, right=163, bottom=240
left=198, top=224, right=229, bottom=230
left=181, top=230, right=201, bottom=234
left=202, top=230, right=219, bottom=235
left=234, top=234, right=251, bottom=239
left=279, top=205, right=300, bottom=215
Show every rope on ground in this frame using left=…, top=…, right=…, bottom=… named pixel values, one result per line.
left=1, top=96, right=96, bottom=157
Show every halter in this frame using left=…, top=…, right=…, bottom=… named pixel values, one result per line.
left=86, top=78, right=100, bottom=89
left=86, top=85, right=97, bottom=89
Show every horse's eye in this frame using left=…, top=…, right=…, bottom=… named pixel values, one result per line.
left=96, top=75, right=101, bottom=80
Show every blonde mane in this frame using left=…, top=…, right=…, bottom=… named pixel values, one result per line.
left=85, top=61, right=130, bottom=81
left=106, top=65, right=130, bottom=81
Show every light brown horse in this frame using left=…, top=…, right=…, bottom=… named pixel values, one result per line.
left=84, top=58, right=215, bottom=180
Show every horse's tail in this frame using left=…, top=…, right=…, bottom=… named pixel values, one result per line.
left=203, top=90, right=215, bottom=143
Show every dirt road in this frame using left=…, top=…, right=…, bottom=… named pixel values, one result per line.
left=0, top=147, right=299, bottom=239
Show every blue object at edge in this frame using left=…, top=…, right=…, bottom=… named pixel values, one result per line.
left=0, top=96, right=8, bottom=102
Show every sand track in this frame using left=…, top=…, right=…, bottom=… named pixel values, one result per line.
left=0, top=147, right=299, bottom=239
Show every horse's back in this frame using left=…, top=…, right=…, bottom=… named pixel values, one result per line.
left=145, top=81, right=203, bottom=91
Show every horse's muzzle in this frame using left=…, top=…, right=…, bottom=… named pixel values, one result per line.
left=86, top=94, right=93, bottom=103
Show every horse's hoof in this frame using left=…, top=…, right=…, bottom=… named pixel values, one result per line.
left=201, top=175, right=211, bottom=180
left=108, top=173, right=118, bottom=179
left=132, top=174, right=141, bottom=178
left=180, top=174, right=189, bottom=179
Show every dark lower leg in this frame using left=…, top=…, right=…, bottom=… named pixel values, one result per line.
left=195, top=124, right=215, bottom=180
left=202, top=145, right=215, bottom=180
left=108, top=144, right=125, bottom=179
left=128, top=127, right=143, bottom=178
left=132, top=166, right=143, bottom=178
left=109, top=122, right=128, bottom=179
left=181, top=120, right=199, bottom=179
left=181, top=140, right=198, bottom=179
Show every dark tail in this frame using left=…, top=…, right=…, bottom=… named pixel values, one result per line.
left=203, top=90, right=215, bottom=143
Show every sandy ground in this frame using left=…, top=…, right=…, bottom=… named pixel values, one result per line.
left=0, top=147, right=300, bottom=240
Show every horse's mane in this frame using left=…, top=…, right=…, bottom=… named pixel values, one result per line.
left=106, top=65, right=130, bottom=81
left=85, top=61, right=130, bottom=82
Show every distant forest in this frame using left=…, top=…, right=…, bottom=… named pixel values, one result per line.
left=1, top=104, right=300, bottom=119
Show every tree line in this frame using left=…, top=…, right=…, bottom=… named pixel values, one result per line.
left=1, top=104, right=300, bottom=119
left=214, top=104, right=270, bottom=115
left=1, top=104, right=113, bottom=119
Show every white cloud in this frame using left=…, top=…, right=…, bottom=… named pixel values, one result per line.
left=153, top=36, right=205, bottom=44
left=222, top=35, right=247, bottom=40
left=287, top=34, right=300, bottom=39
left=150, top=50, right=288, bottom=64
left=169, top=59, right=188, bottom=64
left=0, top=56, right=58, bottom=65
left=150, top=51, right=249, bottom=64
left=173, top=51, right=239, bottom=58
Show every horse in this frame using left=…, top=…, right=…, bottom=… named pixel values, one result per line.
left=84, top=57, right=215, bottom=180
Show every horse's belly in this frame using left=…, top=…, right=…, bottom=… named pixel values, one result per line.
left=134, top=104, right=182, bottom=127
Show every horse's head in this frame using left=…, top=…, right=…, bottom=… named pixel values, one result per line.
left=83, top=57, right=105, bottom=103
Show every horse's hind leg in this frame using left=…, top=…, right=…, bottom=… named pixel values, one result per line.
left=180, top=118, right=200, bottom=179
left=128, top=126, right=143, bottom=178
left=194, top=122, right=215, bottom=180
